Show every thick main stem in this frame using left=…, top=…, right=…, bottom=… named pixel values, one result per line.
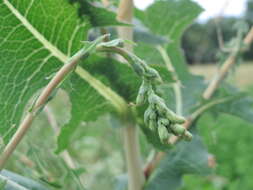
left=117, top=0, right=145, bottom=190
left=123, top=121, right=144, bottom=190
left=0, top=48, right=90, bottom=170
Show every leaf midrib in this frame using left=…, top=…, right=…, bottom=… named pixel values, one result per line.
left=3, top=0, right=127, bottom=113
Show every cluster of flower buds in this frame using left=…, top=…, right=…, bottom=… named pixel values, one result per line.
left=134, top=60, right=192, bottom=144
left=96, top=37, right=192, bottom=144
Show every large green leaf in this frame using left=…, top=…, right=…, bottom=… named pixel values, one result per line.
left=0, top=0, right=124, bottom=144
left=56, top=54, right=177, bottom=152
left=68, top=0, right=124, bottom=27
left=210, top=84, right=253, bottom=124
left=134, top=43, right=164, bottom=65
left=56, top=56, right=141, bottom=152
left=145, top=129, right=211, bottom=190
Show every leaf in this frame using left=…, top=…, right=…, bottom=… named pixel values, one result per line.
left=0, top=0, right=125, bottom=144
left=56, top=52, right=177, bottom=152
left=135, top=0, right=203, bottom=81
left=69, top=0, right=126, bottom=27
left=133, top=19, right=168, bottom=45
left=158, top=75, right=206, bottom=116
left=56, top=55, right=142, bottom=152
left=0, top=170, right=49, bottom=190
left=0, top=0, right=89, bottom=142
left=210, top=84, right=253, bottom=124
left=56, top=74, right=113, bottom=153
left=134, top=43, right=164, bottom=65
left=145, top=129, right=211, bottom=190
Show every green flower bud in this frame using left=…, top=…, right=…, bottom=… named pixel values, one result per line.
left=149, top=111, right=157, bottom=120
left=156, top=101, right=170, bottom=116
left=144, top=106, right=152, bottom=125
left=136, top=80, right=150, bottom=106
left=132, top=62, right=145, bottom=76
left=148, top=92, right=164, bottom=106
left=144, top=67, right=161, bottom=82
left=164, top=109, right=186, bottom=124
left=149, top=119, right=157, bottom=132
left=136, top=93, right=145, bottom=106
left=183, top=131, right=193, bottom=141
left=130, top=55, right=145, bottom=76
left=170, top=124, right=185, bottom=135
left=165, top=125, right=173, bottom=134
left=158, top=118, right=170, bottom=126
left=158, top=125, right=169, bottom=144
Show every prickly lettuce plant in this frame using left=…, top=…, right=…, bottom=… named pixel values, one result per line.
left=0, top=0, right=253, bottom=190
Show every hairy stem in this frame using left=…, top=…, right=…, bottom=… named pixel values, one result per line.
left=117, top=0, right=145, bottom=189
left=0, top=47, right=90, bottom=170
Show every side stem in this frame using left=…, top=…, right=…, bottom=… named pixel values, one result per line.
left=203, top=26, right=253, bottom=99
left=0, top=47, right=90, bottom=170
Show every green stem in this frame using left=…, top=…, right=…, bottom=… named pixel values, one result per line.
left=190, top=96, right=238, bottom=121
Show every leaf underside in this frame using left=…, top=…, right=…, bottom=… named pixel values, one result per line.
left=0, top=0, right=123, bottom=145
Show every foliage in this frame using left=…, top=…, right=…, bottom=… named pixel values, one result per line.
left=181, top=103, right=253, bottom=190
left=0, top=0, right=253, bottom=190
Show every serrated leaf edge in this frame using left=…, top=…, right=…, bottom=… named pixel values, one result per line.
left=3, top=0, right=127, bottom=113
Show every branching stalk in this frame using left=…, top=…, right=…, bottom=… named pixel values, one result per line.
left=0, top=47, right=91, bottom=170
left=203, top=26, right=253, bottom=99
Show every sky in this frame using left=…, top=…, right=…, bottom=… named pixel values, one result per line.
left=134, top=0, right=247, bottom=21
